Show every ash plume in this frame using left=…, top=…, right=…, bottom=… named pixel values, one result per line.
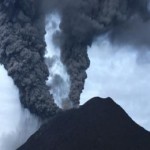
left=43, top=0, right=150, bottom=106
left=0, top=0, right=150, bottom=118
left=0, top=0, right=59, bottom=118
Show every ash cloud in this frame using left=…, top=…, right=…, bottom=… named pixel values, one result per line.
left=0, top=0, right=150, bottom=118
left=0, top=0, right=59, bottom=118
left=42, top=0, right=150, bottom=106
left=110, top=16, right=150, bottom=48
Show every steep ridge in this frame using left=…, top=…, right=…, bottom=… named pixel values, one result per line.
left=18, top=97, right=150, bottom=150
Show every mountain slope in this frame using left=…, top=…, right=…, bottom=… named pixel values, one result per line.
left=18, top=97, right=150, bottom=150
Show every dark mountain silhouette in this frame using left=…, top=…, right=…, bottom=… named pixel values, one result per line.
left=18, top=97, right=150, bottom=150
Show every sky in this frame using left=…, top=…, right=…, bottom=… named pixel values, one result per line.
left=0, top=65, right=40, bottom=150
left=81, top=35, right=150, bottom=131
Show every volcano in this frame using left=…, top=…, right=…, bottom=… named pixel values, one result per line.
left=18, top=97, right=150, bottom=150
left=1, top=0, right=150, bottom=149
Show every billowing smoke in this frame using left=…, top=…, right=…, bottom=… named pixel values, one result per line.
left=42, top=0, right=150, bottom=130
left=42, top=0, right=150, bottom=106
left=0, top=0, right=59, bottom=118
left=0, top=0, right=150, bottom=136
left=0, top=65, right=40, bottom=150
